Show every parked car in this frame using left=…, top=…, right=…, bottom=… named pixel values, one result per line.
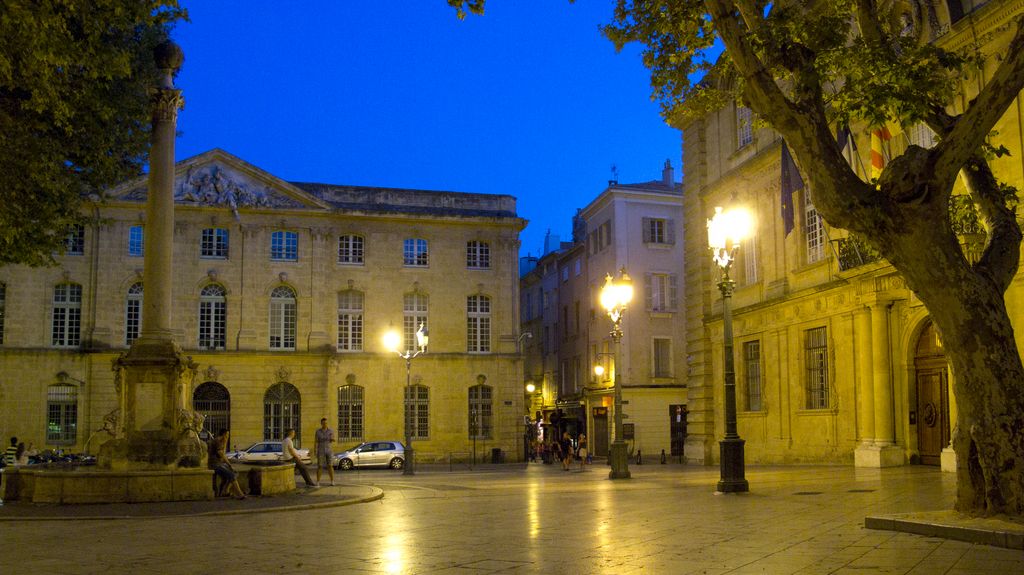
left=228, top=441, right=311, bottom=465
left=334, top=441, right=405, bottom=470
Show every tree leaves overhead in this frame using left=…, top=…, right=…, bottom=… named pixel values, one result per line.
left=0, top=1, right=185, bottom=267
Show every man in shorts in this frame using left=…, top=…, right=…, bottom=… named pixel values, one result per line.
left=314, top=417, right=335, bottom=486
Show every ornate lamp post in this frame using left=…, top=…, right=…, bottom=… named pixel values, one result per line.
left=384, top=324, right=428, bottom=476
left=707, top=206, right=752, bottom=493
left=600, top=268, right=634, bottom=480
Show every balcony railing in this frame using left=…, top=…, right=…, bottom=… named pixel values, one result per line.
left=835, top=234, right=882, bottom=271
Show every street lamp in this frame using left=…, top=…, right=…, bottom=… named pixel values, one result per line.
left=384, top=323, right=428, bottom=476
left=600, top=267, right=634, bottom=480
left=707, top=206, right=752, bottom=493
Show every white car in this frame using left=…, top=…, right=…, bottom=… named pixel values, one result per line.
left=228, top=441, right=311, bottom=465
left=334, top=441, right=406, bottom=470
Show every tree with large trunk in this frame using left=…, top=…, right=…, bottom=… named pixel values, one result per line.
left=0, top=1, right=185, bottom=266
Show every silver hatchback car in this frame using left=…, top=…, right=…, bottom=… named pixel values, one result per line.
left=334, top=441, right=406, bottom=470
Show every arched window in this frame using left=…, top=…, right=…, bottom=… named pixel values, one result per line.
left=405, top=384, right=429, bottom=439
left=264, top=382, right=301, bottom=442
left=467, top=294, right=491, bottom=353
left=198, top=284, right=227, bottom=350
left=337, top=290, right=364, bottom=351
left=193, top=381, right=230, bottom=440
left=46, top=384, right=78, bottom=445
left=52, top=283, right=82, bottom=348
left=125, top=282, right=143, bottom=346
left=468, top=384, right=492, bottom=439
left=403, top=293, right=428, bottom=352
left=337, top=384, right=364, bottom=440
left=270, top=286, right=297, bottom=350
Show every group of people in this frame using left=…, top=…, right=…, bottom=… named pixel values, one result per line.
left=3, top=437, right=36, bottom=466
left=205, top=417, right=339, bottom=499
left=530, top=432, right=590, bottom=471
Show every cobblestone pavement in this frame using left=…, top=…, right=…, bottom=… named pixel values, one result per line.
left=2, top=463, right=1022, bottom=574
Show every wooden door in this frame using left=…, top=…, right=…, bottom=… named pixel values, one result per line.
left=916, top=368, right=949, bottom=466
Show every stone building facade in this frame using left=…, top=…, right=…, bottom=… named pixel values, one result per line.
left=0, top=149, right=528, bottom=462
left=681, top=0, right=1024, bottom=470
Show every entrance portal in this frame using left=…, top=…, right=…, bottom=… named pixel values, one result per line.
left=914, top=321, right=950, bottom=466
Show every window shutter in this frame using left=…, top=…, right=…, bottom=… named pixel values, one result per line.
left=642, top=218, right=652, bottom=243
left=667, top=219, right=676, bottom=244
left=669, top=274, right=678, bottom=310
left=645, top=272, right=653, bottom=311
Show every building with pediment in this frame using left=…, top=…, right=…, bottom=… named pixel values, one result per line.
left=0, top=149, right=528, bottom=463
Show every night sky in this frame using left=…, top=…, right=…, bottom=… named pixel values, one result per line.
left=172, top=2, right=682, bottom=257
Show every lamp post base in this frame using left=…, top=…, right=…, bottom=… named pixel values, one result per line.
left=608, top=441, right=631, bottom=480
left=717, top=437, right=748, bottom=493
left=403, top=446, right=414, bottom=476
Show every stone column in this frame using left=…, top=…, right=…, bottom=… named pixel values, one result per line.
left=856, top=301, right=903, bottom=467
left=854, top=307, right=875, bottom=443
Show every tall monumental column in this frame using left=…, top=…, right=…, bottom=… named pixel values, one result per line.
left=100, top=41, right=202, bottom=471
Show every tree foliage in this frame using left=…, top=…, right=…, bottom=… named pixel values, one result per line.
left=0, top=1, right=185, bottom=267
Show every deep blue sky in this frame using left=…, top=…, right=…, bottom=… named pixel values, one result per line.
left=172, top=2, right=682, bottom=257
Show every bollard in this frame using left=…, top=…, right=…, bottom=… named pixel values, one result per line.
left=661, top=449, right=666, bottom=464
left=636, top=450, right=642, bottom=465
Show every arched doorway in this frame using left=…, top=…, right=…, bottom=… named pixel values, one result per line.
left=914, top=320, right=950, bottom=465
left=264, top=382, right=301, bottom=443
left=193, top=381, right=230, bottom=440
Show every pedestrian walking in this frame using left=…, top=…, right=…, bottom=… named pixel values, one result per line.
left=282, top=428, right=314, bottom=488
left=561, top=431, right=573, bottom=471
left=314, top=417, right=336, bottom=486
left=577, top=433, right=589, bottom=471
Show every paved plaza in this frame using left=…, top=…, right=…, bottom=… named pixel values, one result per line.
left=1, top=463, right=1022, bottom=574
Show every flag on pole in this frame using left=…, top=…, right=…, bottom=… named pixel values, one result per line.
left=870, top=127, right=891, bottom=180
left=780, top=140, right=803, bottom=236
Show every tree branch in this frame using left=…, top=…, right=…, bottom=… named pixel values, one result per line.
left=963, top=155, right=1023, bottom=292
left=854, top=0, right=885, bottom=46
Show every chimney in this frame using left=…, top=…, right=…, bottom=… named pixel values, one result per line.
left=662, top=159, right=675, bottom=188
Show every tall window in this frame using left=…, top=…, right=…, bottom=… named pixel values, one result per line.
left=0, top=282, right=6, bottom=344
left=403, top=293, right=428, bottom=352
left=337, top=290, right=364, bottom=351
left=653, top=338, right=672, bottom=378
left=201, top=228, right=229, bottom=259
left=737, top=106, right=754, bottom=148
left=467, top=295, right=491, bottom=352
left=467, top=240, right=490, bottom=269
left=468, top=384, right=493, bottom=439
left=805, top=197, right=825, bottom=264
left=271, top=230, right=298, bottom=261
left=337, top=384, right=364, bottom=440
left=193, top=382, right=230, bottom=440
left=805, top=327, right=829, bottom=409
left=46, top=384, right=77, bottom=445
left=64, top=224, right=85, bottom=255
left=405, top=384, right=429, bottom=439
left=125, top=282, right=143, bottom=346
left=744, top=340, right=763, bottom=411
left=52, top=283, right=82, bottom=348
left=645, top=273, right=678, bottom=312
left=269, top=286, right=297, bottom=350
left=128, top=225, right=144, bottom=257
left=642, top=217, right=674, bottom=244
left=743, top=236, right=759, bottom=284
left=198, top=284, right=227, bottom=350
left=338, top=234, right=364, bottom=264
left=404, top=238, right=428, bottom=267
left=264, top=382, right=301, bottom=442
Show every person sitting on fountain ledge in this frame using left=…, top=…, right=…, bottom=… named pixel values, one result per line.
left=208, top=429, right=246, bottom=500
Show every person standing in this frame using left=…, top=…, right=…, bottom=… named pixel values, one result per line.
left=207, top=429, right=246, bottom=500
left=282, top=428, right=314, bottom=488
left=561, top=431, right=574, bottom=471
left=4, top=437, right=18, bottom=465
left=313, top=417, right=335, bottom=486
left=577, top=433, right=589, bottom=471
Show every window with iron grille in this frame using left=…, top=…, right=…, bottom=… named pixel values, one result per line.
left=653, top=338, right=672, bottom=378
left=744, top=340, right=763, bottom=411
left=467, top=295, right=491, bottom=353
left=52, top=283, right=82, bottom=348
left=201, top=228, right=229, bottom=259
left=125, top=282, right=143, bottom=346
left=64, top=224, right=85, bottom=255
left=403, top=238, right=428, bottom=267
left=46, top=384, right=77, bottom=445
left=467, top=240, right=490, bottom=269
left=338, top=234, right=364, bottom=265
left=264, top=382, right=301, bottom=442
left=198, top=284, right=226, bottom=350
left=805, top=327, right=829, bottom=409
left=405, top=384, right=429, bottom=439
left=468, top=384, right=493, bottom=439
left=403, top=293, right=428, bottom=352
left=269, top=286, right=296, bottom=350
left=271, top=230, right=298, bottom=261
left=338, top=384, right=364, bottom=440
left=337, top=290, right=364, bottom=351
left=128, top=225, right=144, bottom=257
left=193, top=381, right=230, bottom=439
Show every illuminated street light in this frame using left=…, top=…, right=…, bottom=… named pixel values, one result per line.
left=707, top=206, right=752, bottom=493
left=384, top=323, right=428, bottom=476
left=600, top=267, right=633, bottom=480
